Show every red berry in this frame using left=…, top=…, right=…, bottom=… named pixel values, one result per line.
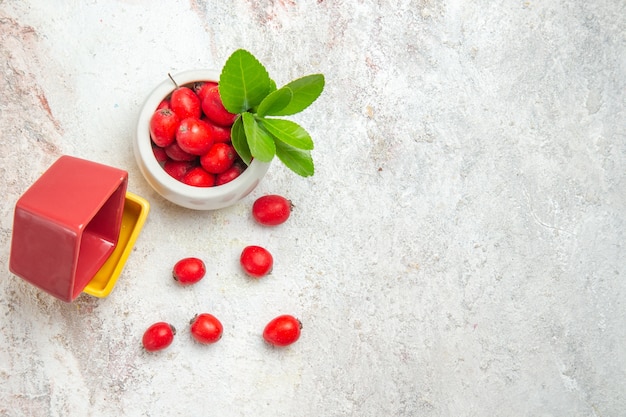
left=165, top=141, right=196, bottom=161
left=240, top=245, right=273, bottom=278
left=215, top=162, right=244, bottom=186
left=201, top=117, right=232, bottom=143
left=152, top=143, right=168, bottom=163
left=182, top=166, right=215, bottom=187
left=157, top=99, right=170, bottom=110
left=163, top=159, right=195, bottom=181
left=252, top=195, right=292, bottom=226
left=202, top=86, right=238, bottom=127
left=176, top=118, right=214, bottom=155
left=173, top=257, right=206, bottom=285
left=263, top=315, right=302, bottom=347
left=200, top=143, right=236, bottom=174
left=194, top=81, right=218, bottom=103
left=142, top=322, right=176, bottom=352
left=149, top=108, right=180, bottom=148
left=189, top=313, right=223, bottom=344
left=170, top=86, right=202, bottom=120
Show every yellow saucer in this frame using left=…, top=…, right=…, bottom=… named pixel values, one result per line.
left=83, top=192, right=150, bottom=298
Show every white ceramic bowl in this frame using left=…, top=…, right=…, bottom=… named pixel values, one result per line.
left=134, top=69, right=270, bottom=210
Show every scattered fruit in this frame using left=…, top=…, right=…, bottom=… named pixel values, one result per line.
left=142, top=322, right=176, bottom=352
left=263, top=315, right=302, bottom=347
left=190, top=313, right=223, bottom=344
left=240, top=245, right=273, bottom=278
left=252, top=195, right=292, bottom=226
left=173, top=257, right=206, bottom=285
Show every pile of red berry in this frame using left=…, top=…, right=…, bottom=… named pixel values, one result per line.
left=149, top=79, right=245, bottom=187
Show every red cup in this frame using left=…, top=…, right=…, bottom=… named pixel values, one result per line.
left=9, top=155, right=128, bottom=302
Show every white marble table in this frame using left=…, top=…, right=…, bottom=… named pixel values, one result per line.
left=1, top=1, right=624, bottom=416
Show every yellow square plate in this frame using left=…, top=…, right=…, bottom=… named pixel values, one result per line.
left=83, top=192, right=149, bottom=298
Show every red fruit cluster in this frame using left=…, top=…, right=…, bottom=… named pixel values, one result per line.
left=149, top=80, right=244, bottom=187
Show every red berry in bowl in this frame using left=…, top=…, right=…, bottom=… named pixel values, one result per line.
left=173, top=257, right=206, bottom=285
left=142, top=322, right=176, bottom=352
left=149, top=108, right=180, bottom=148
left=152, top=143, right=168, bottom=163
left=190, top=313, right=223, bottom=344
left=176, top=118, right=214, bottom=156
left=202, top=86, right=238, bottom=127
left=263, top=315, right=302, bottom=347
left=163, top=159, right=195, bottom=181
left=202, top=118, right=232, bottom=143
left=240, top=245, right=273, bottom=278
left=157, top=99, right=170, bottom=110
left=215, top=162, right=244, bottom=186
left=165, top=141, right=197, bottom=162
left=200, top=142, right=236, bottom=174
left=170, top=86, right=202, bottom=120
left=252, top=194, right=292, bottom=226
left=194, top=81, right=218, bottom=103
left=182, top=166, right=215, bottom=187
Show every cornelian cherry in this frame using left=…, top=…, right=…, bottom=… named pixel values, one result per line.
left=189, top=313, right=223, bottom=344
left=173, top=257, right=206, bottom=285
left=182, top=166, right=215, bottom=187
left=165, top=142, right=196, bottom=161
left=202, top=118, right=232, bottom=143
left=176, top=118, right=214, bottom=156
left=202, top=86, right=237, bottom=127
left=149, top=108, right=180, bottom=148
left=200, top=143, right=236, bottom=174
left=215, top=162, right=244, bottom=186
left=163, top=159, right=195, bottom=181
left=194, top=81, right=218, bottom=103
left=263, top=315, right=302, bottom=347
left=142, top=322, right=176, bottom=352
left=252, top=195, right=292, bottom=226
left=240, top=245, right=273, bottom=278
left=170, top=86, right=202, bottom=120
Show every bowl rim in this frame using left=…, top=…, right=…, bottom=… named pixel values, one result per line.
left=134, top=69, right=270, bottom=203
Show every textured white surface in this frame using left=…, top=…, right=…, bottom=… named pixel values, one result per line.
left=1, top=1, right=625, bottom=416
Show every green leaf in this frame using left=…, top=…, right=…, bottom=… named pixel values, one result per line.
left=256, top=87, right=293, bottom=117
left=261, top=118, right=313, bottom=150
left=242, top=112, right=275, bottom=162
left=219, top=49, right=272, bottom=114
left=271, top=74, right=325, bottom=116
left=275, top=139, right=314, bottom=177
left=251, top=79, right=279, bottom=113
left=230, top=116, right=252, bottom=165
